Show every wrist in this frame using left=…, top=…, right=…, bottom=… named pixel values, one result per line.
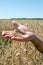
left=30, top=34, right=37, bottom=43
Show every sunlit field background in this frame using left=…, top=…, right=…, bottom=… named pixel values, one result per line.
left=0, top=19, right=43, bottom=65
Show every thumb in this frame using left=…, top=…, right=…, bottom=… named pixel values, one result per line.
left=12, top=20, right=21, bottom=28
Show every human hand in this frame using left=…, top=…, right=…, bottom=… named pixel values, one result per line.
left=2, top=21, right=34, bottom=41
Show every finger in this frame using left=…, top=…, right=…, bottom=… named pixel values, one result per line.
left=11, top=33, right=29, bottom=41
left=18, top=25, right=29, bottom=34
left=12, top=21, right=21, bottom=29
left=2, top=30, right=17, bottom=36
left=4, top=35, right=11, bottom=38
left=12, top=21, right=29, bottom=34
left=3, top=29, right=19, bottom=38
left=4, top=34, right=13, bottom=39
left=12, top=21, right=25, bottom=34
left=11, top=36, right=24, bottom=41
left=3, top=33, right=22, bottom=40
left=2, top=31, right=9, bottom=36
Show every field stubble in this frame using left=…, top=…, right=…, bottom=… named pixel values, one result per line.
left=0, top=20, right=43, bottom=65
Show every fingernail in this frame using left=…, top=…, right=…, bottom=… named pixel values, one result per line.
left=2, top=31, right=6, bottom=36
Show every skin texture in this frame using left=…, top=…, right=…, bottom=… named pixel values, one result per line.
left=2, top=21, right=43, bottom=53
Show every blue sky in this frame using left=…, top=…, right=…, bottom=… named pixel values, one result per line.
left=0, top=0, right=43, bottom=19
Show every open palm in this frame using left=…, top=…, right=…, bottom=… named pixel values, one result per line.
left=2, top=21, right=34, bottom=41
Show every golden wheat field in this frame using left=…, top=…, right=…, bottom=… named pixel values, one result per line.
left=0, top=19, right=43, bottom=65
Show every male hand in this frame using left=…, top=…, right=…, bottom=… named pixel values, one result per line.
left=2, top=21, right=34, bottom=41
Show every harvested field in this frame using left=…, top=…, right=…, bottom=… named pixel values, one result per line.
left=0, top=19, right=43, bottom=65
